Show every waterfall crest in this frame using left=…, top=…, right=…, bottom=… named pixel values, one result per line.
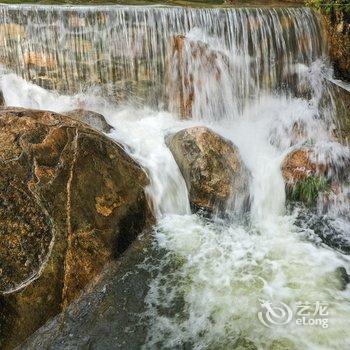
left=0, top=5, right=326, bottom=108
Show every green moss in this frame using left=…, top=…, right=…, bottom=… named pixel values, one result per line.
left=306, top=0, right=350, bottom=15
left=290, top=175, right=330, bottom=206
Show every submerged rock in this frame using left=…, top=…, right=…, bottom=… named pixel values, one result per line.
left=166, top=126, right=249, bottom=214
left=335, top=266, right=350, bottom=290
left=0, top=107, right=154, bottom=349
left=23, top=52, right=56, bottom=70
left=296, top=210, right=350, bottom=254
left=169, top=35, right=230, bottom=119
left=0, top=23, right=26, bottom=41
left=63, top=109, right=112, bottom=133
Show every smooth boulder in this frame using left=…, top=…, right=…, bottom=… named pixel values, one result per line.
left=63, top=109, right=112, bottom=133
left=166, top=126, right=249, bottom=214
left=0, top=107, right=153, bottom=349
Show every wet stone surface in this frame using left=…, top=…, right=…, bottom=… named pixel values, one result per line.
left=0, top=107, right=153, bottom=349
left=0, top=172, right=52, bottom=294
left=20, top=234, right=159, bottom=350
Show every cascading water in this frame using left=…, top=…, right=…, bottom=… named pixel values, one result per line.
left=0, top=5, right=325, bottom=105
left=0, top=3, right=350, bottom=349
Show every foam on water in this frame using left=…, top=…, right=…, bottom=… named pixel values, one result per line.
left=144, top=214, right=350, bottom=349
left=0, top=4, right=350, bottom=349
left=2, top=71, right=350, bottom=349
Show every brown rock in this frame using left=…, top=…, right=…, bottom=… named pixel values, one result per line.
left=281, top=145, right=350, bottom=208
left=63, top=109, right=112, bottom=133
left=20, top=232, right=156, bottom=350
left=322, top=10, right=350, bottom=81
left=281, top=143, right=350, bottom=185
left=23, top=52, right=56, bottom=69
left=68, top=14, right=86, bottom=28
left=166, top=126, right=249, bottom=214
left=169, top=35, right=194, bottom=119
left=282, top=148, right=317, bottom=186
left=0, top=107, right=153, bottom=349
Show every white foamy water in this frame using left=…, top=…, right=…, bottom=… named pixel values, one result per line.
left=2, top=70, right=350, bottom=349
left=145, top=214, right=350, bottom=350
left=1, top=4, right=350, bottom=349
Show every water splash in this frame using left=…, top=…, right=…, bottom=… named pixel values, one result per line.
left=0, top=4, right=349, bottom=350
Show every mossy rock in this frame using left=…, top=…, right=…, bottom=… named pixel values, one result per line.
left=289, top=175, right=331, bottom=206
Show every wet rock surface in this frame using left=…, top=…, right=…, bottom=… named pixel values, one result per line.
left=169, top=35, right=231, bottom=119
left=63, top=109, right=112, bottom=133
left=282, top=148, right=318, bottom=186
left=329, top=82, right=350, bottom=143
left=284, top=145, right=350, bottom=251
left=19, top=233, right=158, bottom=350
left=0, top=174, right=52, bottom=294
left=282, top=147, right=334, bottom=206
left=0, top=90, right=4, bottom=107
left=296, top=209, right=350, bottom=255
left=322, top=8, right=350, bottom=82
left=282, top=144, right=349, bottom=187
left=166, top=126, right=249, bottom=214
left=0, top=107, right=153, bottom=349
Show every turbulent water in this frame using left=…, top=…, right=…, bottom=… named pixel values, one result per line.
left=1, top=3, right=350, bottom=349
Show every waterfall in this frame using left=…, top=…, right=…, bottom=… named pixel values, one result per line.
left=0, top=5, right=326, bottom=107
left=0, top=4, right=350, bottom=349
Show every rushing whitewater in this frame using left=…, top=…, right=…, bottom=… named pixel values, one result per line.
left=1, top=4, right=350, bottom=349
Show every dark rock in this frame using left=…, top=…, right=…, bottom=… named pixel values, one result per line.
left=0, top=107, right=154, bottom=349
left=166, top=126, right=249, bottom=215
left=0, top=90, right=4, bottom=107
left=296, top=210, right=350, bottom=254
left=335, top=266, right=350, bottom=290
left=326, top=82, right=350, bottom=143
left=19, top=233, right=158, bottom=350
left=63, top=109, right=112, bottom=133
